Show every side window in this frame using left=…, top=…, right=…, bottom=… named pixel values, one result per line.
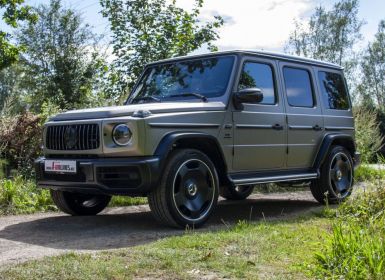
left=318, top=71, right=350, bottom=110
left=283, top=67, right=314, bottom=108
left=238, top=62, right=276, bottom=105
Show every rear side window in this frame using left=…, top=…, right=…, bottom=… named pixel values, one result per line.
left=238, top=62, right=276, bottom=105
left=318, top=71, right=350, bottom=110
left=283, top=67, right=314, bottom=108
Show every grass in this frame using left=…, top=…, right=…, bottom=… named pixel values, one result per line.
left=354, top=164, right=385, bottom=182
left=0, top=176, right=146, bottom=215
left=0, top=215, right=330, bottom=280
left=312, top=180, right=385, bottom=279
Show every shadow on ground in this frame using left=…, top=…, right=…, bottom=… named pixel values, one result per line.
left=0, top=195, right=320, bottom=251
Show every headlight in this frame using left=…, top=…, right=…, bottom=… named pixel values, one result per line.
left=112, top=124, right=132, bottom=146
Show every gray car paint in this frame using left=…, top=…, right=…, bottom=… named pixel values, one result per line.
left=43, top=50, right=355, bottom=175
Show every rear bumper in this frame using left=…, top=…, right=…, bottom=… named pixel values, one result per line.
left=35, top=156, right=161, bottom=196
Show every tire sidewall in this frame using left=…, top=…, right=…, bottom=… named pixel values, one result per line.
left=163, top=149, right=219, bottom=227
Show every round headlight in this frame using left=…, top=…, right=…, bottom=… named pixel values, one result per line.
left=112, top=124, right=132, bottom=146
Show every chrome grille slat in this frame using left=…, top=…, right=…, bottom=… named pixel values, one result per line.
left=46, top=124, right=100, bottom=150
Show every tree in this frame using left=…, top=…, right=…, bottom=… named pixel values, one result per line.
left=0, top=0, right=37, bottom=70
left=16, top=0, right=107, bottom=111
left=285, top=0, right=363, bottom=73
left=100, top=0, right=223, bottom=101
left=359, top=20, right=385, bottom=111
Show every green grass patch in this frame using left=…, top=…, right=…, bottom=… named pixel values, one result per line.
left=313, top=180, right=385, bottom=279
left=109, top=196, right=147, bottom=207
left=0, top=216, right=329, bottom=279
left=354, top=165, right=385, bottom=182
left=0, top=176, right=55, bottom=215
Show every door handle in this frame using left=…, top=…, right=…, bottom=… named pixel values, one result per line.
left=313, top=125, right=323, bottom=131
left=272, top=124, right=283, bottom=130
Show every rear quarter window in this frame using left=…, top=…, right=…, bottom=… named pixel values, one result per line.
left=318, top=71, right=350, bottom=110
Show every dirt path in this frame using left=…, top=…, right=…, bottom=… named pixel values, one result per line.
left=0, top=191, right=320, bottom=266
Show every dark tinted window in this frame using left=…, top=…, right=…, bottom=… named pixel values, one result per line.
left=238, top=62, right=276, bottom=105
left=283, top=67, right=314, bottom=107
left=129, top=56, right=234, bottom=103
left=318, top=71, right=350, bottom=110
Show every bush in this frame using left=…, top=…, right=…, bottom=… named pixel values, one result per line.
left=354, top=107, right=384, bottom=163
left=0, top=111, right=42, bottom=177
left=314, top=181, right=385, bottom=279
left=0, top=176, right=55, bottom=215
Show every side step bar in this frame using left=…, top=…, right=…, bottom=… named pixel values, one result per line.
left=228, top=172, right=318, bottom=186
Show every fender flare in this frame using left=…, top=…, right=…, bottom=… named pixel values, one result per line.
left=313, top=133, right=356, bottom=169
left=154, top=131, right=229, bottom=180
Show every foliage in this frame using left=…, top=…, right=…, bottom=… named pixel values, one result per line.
left=358, top=20, right=385, bottom=111
left=314, top=181, right=385, bottom=279
left=355, top=165, right=385, bottom=182
left=0, top=176, right=54, bottom=215
left=0, top=0, right=37, bottom=70
left=100, top=0, right=224, bottom=101
left=0, top=111, right=42, bottom=177
left=15, top=0, right=108, bottom=112
left=353, top=107, right=384, bottom=163
left=285, top=0, right=363, bottom=77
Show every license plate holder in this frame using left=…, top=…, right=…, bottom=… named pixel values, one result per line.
left=44, top=160, right=77, bottom=174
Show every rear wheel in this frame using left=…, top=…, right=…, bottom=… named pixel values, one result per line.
left=220, top=185, right=254, bottom=200
left=310, top=145, right=354, bottom=204
left=148, top=149, right=219, bottom=228
left=50, top=190, right=111, bottom=215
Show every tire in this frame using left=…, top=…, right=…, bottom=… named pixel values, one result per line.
left=220, top=184, right=254, bottom=200
left=310, top=145, right=354, bottom=204
left=148, top=149, right=219, bottom=228
left=50, top=190, right=111, bottom=216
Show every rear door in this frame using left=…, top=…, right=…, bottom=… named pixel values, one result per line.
left=279, top=62, right=324, bottom=169
left=232, top=57, right=286, bottom=171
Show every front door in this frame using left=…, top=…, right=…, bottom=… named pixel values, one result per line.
left=233, top=57, right=286, bottom=171
left=279, top=62, right=324, bottom=168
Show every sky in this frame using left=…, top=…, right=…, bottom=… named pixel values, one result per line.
left=1, top=0, right=385, bottom=53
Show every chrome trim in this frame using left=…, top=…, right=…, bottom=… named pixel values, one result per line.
left=148, top=123, right=220, bottom=128
left=230, top=173, right=318, bottom=185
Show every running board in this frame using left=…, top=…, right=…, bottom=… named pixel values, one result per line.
left=228, top=171, right=318, bottom=186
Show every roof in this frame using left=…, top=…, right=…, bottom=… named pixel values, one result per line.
left=147, top=49, right=343, bottom=70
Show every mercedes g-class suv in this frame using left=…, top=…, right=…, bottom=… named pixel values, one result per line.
left=35, top=50, right=360, bottom=228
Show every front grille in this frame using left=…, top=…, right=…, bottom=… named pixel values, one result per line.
left=46, top=124, right=100, bottom=150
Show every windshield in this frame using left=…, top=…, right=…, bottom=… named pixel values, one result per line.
left=127, top=56, right=235, bottom=104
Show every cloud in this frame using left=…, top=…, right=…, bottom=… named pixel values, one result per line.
left=177, top=0, right=313, bottom=51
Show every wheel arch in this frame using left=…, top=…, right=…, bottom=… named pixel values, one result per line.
left=313, top=133, right=356, bottom=169
left=154, top=132, right=230, bottom=186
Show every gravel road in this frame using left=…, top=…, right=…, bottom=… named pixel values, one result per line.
left=0, top=191, right=320, bottom=266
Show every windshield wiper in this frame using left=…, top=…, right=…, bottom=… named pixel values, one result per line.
left=169, top=93, right=208, bottom=102
left=131, top=96, right=161, bottom=104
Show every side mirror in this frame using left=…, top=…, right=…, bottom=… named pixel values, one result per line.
left=233, top=88, right=263, bottom=109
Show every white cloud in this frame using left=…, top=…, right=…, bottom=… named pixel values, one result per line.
left=177, top=0, right=313, bottom=51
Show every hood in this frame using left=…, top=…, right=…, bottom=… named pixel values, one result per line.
left=50, top=102, right=226, bottom=121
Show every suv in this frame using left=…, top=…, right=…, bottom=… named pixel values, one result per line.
left=35, top=50, right=360, bottom=228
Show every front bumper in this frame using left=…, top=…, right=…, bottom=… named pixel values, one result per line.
left=35, top=156, right=161, bottom=196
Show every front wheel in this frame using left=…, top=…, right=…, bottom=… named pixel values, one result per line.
left=148, top=149, right=219, bottom=228
left=50, top=190, right=111, bottom=215
left=310, top=145, right=354, bottom=204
